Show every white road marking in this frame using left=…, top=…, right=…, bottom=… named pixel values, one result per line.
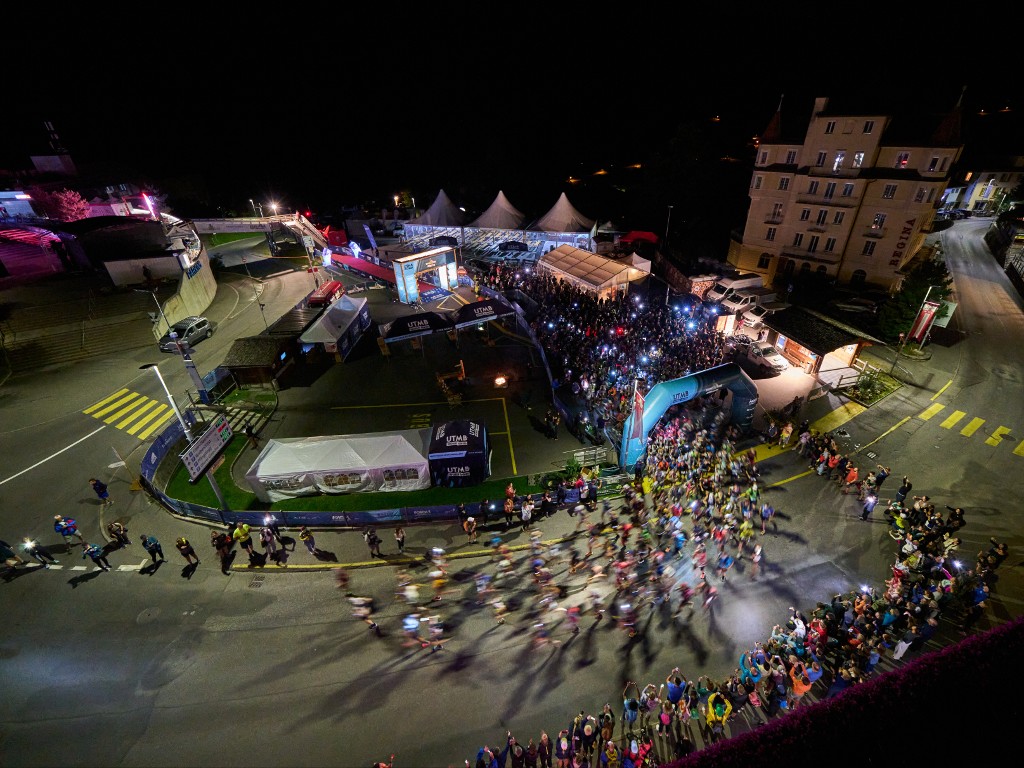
left=0, top=425, right=107, bottom=486
left=117, top=564, right=143, bottom=571
left=70, top=566, right=87, bottom=571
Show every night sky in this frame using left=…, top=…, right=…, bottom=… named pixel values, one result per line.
left=4, top=17, right=1016, bottom=235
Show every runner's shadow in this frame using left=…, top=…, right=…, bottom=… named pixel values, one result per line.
left=139, top=561, right=164, bottom=576
left=181, top=562, right=199, bottom=580
left=68, top=570, right=104, bottom=588
left=314, top=550, right=338, bottom=562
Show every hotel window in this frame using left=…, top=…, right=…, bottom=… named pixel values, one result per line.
left=872, top=213, right=887, bottom=229
left=833, top=211, right=845, bottom=225
left=816, top=151, right=827, bottom=167
left=793, top=233, right=804, bottom=247
left=824, top=182, right=836, bottom=199
left=832, top=152, right=845, bottom=172
left=842, top=183, right=855, bottom=197
left=771, top=203, right=784, bottom=220
left=808, top=235, right=820, bottom=253
left=808, top=180, right=820, bottom=195
left=914, top=187, right=926, bottom=203
left=759, top=151, right=768, bottom=165
left=778, top=177, right=790, bottom=191
left=896, top=151, right=910, bottom=168
left=825, top=121, right=836, bottom=134
left=824, top=237, right=837, bottom=253
left=757, top=253, right=772, bottom=268
left=883, top=184, right=897, bottom=199
left=753, top=176, right=763, bottom=190
left=786, top=150, right=797, bottom=164
left=816, top=210, right=828, bottom=226
left=766, top=227, right=777, bottom=242
left=852, top=151, right=864, bottom=168
left=862, top=241, right=876, bottom=256
left=928, top=156, right=939, bottom=172
left=800, top=208, right=811, bottom=221
left=863, top=120, right=874, bottom=133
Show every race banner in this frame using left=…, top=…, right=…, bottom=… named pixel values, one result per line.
left=908, top=300, right=941, bottom=343
left=629, top=385, right=646, bottom=441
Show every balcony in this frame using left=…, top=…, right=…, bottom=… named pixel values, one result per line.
left=863, top=227, right=887, bottom=239
left=779, top=248, right=840, bottom=265
left=764, top=215, right=784, bottom=225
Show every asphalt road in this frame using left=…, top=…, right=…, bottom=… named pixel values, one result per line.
left=1, top=222, right=1021, bottom=767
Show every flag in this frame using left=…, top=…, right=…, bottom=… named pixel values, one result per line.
left=629, top=383, right=646, bottom=441
left=907, top=300, right=941, bottom=344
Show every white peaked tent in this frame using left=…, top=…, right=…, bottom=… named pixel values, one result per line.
left=532, top=192, right=595, bottom=233
left=407, top=189, right=466, bottom=228
left=469, top=191, right=526, bottom=229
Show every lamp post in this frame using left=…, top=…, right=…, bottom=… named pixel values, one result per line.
left=250, top=199, right=264, bottom=218
left=664, top=205, right=674, bottom=244
left=135, top=286, right=171, bottom=336
left=140, top=363, right=193, bottom=442
left=241, top=257, right=270, bottom=331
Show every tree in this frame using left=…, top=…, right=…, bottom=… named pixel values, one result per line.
left=876, top=257, right=953, bottom=343
left=29, top=187, right=90, bottom=222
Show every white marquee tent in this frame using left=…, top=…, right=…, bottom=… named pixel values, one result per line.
left=536, top=244, right=650, bottom=298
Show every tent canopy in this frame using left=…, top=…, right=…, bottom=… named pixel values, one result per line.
left=428, top=419, right=492, bottom=487
left=531, top=192, right=595, bottom=233
left=409, top=189, right=466, bottom=227
left=245, top=431, right=431, bottom=502
left=469, top=191, right=525, bottom=230
left=537, top=244, right=649, bottom=295
left=381, top=311, right=454, bottom=342
left=450, top=297, right=516, bottom=328
left=300, top=295, right=369, bottom=344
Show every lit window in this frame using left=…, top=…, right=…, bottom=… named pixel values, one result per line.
left=896, top=151, right=910, bottom=168
left=832, top=152, right=845, bottom=172
left=852, top=152, right=864, bottom=169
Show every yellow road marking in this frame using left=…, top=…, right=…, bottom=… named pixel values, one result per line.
left=960, top=417, right=985, bottom=437
left=91, top=392, right=144, bottom=419
left=931, top=380, right=952, bottom=401
left=986, top=426, right=1012, bottom=447
left=1014, top=440, right=1024, bottom=457
left=127, top=404, right=168, bottom=435
left=809, top=402, right=865, bottom=434
left=138, top=409, right=175, bottom=440
left=103, top=394, right=146, bottom=424
left=116, top=400, right=159, bottom=429
left=83, top=389, right=129, bottom=414
left=917, top=403, right=944, bottom=421
left=939, top=410, right=966, bottom=429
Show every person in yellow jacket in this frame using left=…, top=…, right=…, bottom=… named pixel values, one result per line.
left=705, top=690, right=732, bottom=741
left=232, top=522, right=254, bottom=556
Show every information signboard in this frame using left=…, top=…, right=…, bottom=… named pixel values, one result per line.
left=181, top=414, right=234, bottom=482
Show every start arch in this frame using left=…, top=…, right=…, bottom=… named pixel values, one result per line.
left=619, top=363, right=758, bottom=468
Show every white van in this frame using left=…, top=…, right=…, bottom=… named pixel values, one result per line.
left=706, top=273, right=764, bottom=304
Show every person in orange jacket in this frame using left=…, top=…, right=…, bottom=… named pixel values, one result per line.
left=788, top=658, right=812, bottom=706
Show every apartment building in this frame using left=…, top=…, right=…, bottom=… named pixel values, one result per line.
left=727, top=96, right=963, bottom=293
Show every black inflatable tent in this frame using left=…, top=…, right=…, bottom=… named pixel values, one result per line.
left=428, top=419, right=492, bottom=487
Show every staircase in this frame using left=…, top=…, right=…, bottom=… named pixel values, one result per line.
left=0, top=274, right=170, bottom=373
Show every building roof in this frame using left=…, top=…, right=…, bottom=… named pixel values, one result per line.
left=221, top=336, right=289, bottom=368
left=266, top=306, right=323, bottom=336
left=764, top=306, right=880, bottom=355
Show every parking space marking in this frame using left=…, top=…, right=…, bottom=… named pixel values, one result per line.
left=939, top=410, right=967, bottom=429
left=986, top=426, right=1012, bottom=447
left=960, top=417, right=985, bottom=437
left=918, top=404, right=945, bottom=420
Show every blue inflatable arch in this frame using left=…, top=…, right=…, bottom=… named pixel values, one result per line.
left=619, top=363, right=758, bottom=468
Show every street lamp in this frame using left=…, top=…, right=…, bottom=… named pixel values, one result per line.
left=135, top=287, right=172, bottom=336
left=140, top=363, right=193, bottom=441
left=269, top=202, right=278, bottom=217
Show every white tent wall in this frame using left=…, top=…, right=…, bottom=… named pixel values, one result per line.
left=536, top=244, right=648, bottom=299
left=245, top=431, right=431, bottom=503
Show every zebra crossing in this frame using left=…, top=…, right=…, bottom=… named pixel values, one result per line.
left=917, top=402, right=1024, bottom=456
left=83, top=388, right=175, bottom=439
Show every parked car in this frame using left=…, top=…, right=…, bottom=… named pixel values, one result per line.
left=830, top=297, right=879, bottom=314
left=746, top=340, right=790, bottom=373
left=158, top=316, right=214, bottom=352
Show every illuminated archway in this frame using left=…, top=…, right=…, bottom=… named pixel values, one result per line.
left=620, top=363, right=759, bottom=468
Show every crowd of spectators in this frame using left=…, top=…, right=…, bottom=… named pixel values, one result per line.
left=443, top=267, right=1008, bottom=766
